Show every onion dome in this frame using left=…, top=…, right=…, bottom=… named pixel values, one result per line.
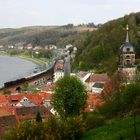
left=120, top=25, right=134, bottom=53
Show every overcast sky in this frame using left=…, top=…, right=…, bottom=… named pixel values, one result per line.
left=0, top=0, right=140, bottom=28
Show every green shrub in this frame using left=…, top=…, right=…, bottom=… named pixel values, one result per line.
left=61, top=116, right=86, bottom=140
left=44, top=116, right=61, bottom=140
left=121, top=83, right=140, bottom=112
left=3, top=115, right=86, bottom=140
left=3, top=121, right=46, bottom=140
left=85, top=113, right=105, bottom=130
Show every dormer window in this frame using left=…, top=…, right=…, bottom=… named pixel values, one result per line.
left=22, top=97, right=28, bottom=102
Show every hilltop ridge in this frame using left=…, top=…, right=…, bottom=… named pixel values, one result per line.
left=0, top=24, right=96, bottom=47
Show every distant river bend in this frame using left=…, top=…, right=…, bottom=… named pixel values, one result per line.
left=0, top=56, right=38, bottom=87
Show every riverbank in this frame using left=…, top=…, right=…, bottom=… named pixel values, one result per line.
left=0, top=51, right=48, bottom=64
left=0, top=52, right=49, bottom=70
left=19, top=54, right=47, bottom=66
left=19, top=54, right=50, bottom=72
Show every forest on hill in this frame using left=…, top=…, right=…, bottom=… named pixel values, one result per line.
left=0, top=24, right=95, bottom=48
left=73, top=12, right=140, bottom=74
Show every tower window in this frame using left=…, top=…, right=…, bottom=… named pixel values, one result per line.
left=126, top=48, right=130, bottom=52
left=126, top=55, right=130, bottom=59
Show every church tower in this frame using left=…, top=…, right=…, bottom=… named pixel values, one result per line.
left=119, top=25, right=136, bottom=81
left=119, top=25, right=135, bottom=67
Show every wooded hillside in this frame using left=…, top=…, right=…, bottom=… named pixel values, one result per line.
left=73, top=12, right=140, bottom=74
left=0, top=25, right=95, bottom=47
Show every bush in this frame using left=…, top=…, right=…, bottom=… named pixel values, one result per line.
left=99, top=99, right=122, bottom=119
left=3, top=116, right=86, bottom=140
left=121, top=83, right=140, bottom=111
left=3, top=121, right=46, bottom=140
left=61, top=116, right=86, bottom=140
left=85, top=113, right=105, bottom=130
left=44, top=116, right=61, bottom=140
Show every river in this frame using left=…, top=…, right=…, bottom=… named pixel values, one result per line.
left=0, top=55, right=38, bottom=87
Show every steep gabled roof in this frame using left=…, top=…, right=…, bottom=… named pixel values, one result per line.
left=7, top=94, right=43, bottom=105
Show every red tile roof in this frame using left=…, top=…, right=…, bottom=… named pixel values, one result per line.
left=7, top=94, right=43, bottom=106
left=86, top=74, right=109, bottom=83
left=55, top=63, right=64, bottom=70
left=39, top=92, right=52, bottom=100
left=0, top=95, right=9, bottom=107
left=0, top=107, right=12, bottom=116
left=41, top=84, right=55, bottom=92
left=14, top=106, right=49, bottom=121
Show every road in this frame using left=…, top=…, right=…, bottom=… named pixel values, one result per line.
left=64, top=55, right=71, bottom=75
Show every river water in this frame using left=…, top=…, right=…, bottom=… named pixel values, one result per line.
left=0, top=55, right=38, bottom=87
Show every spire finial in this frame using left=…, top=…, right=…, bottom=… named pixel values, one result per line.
left=125, top=24, right=129, bottom=42
left=126, top=24, right=129, bottom=31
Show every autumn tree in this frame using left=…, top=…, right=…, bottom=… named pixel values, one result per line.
left=102, top=71, right=128, bottom=101
left=99, top=71, right=128, bottom=118
left=51, top=75, right=88, bottom=119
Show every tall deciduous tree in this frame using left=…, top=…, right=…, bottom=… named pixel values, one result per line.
left=51, top=75, right=87, bottom=118
left=99, top=72, right=128, bottom=118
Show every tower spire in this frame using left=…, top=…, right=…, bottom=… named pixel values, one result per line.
left=126, top=24, right=129, bottom=43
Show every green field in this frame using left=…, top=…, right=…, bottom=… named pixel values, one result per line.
left=19, top=54, right=48, bottom=65
left=81, top=116, right=140, bottom=140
